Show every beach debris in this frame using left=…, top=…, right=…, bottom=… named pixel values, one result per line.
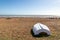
left=33, top=23, right=51, bottom=36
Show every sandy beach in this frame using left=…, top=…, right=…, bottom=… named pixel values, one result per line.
left=0, top=17, right=59, bottom=40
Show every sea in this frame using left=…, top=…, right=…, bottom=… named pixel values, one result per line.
left=0, top=15, right=59, bottom=18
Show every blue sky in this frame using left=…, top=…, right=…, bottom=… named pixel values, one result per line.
left=0, top=0, right=60, bottom=15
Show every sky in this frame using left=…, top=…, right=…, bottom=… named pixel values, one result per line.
left=0, top=0, right=60, bottom=15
